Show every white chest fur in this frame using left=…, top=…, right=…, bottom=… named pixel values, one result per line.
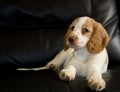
left=74, top=46, right=91, bottom=63
left=70, top=47, right=91, bottom=76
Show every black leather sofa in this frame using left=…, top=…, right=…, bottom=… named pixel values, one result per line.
left=0, top=0, right=120, bottom=92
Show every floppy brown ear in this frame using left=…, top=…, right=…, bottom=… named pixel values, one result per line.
left=64, top=32, right=70, bottom=51
left=87, top=22, right=110, bottom=54
left=64, top=44, right=69, bottom=51
left=64, top=27, right=71, bottom=51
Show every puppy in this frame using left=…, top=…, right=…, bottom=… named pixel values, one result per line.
left=18, top=16, right=109, bottom=91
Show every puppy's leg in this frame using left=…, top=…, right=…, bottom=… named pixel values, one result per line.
left=87, top=67, right=106, bottom=91
left=86, top=51, right=108, bottom=91
left=59, top=55, right=78, bottom=81
left=59, top=66, right=76, bottom=81
left=46, top=48, right=74, bottom=71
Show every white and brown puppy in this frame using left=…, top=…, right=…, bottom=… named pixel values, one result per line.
left=18, top=16, right=109, bottom=91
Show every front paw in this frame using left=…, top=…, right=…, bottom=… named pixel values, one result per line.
left=46, top=63, right=59, bottom=71
left=88, top=76, right=106, bottom=91
left=59, top=69, right=75, bottom=81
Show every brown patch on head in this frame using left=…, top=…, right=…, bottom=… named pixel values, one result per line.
left=81, top=18, right=94, bottom=38
left=64, top=17, right=81, bottom=51
left=87, top=19, right=110, bottom=54
left=64, top=28, right=71, bottom=51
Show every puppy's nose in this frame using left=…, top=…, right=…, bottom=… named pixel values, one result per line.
left=68, top=37, right=74, bottom=43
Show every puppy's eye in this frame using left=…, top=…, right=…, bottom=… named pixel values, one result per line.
left=82, top=28, right=89, bottom=34
left=71, top=26, right=74, bottom=30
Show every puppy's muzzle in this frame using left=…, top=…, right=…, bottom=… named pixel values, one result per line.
left=68, top=37, right=74, bottom=43
left=68, top=36, right=78, bottom=43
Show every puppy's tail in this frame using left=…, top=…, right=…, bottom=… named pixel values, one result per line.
left=17, top=66, right=47, bottom=71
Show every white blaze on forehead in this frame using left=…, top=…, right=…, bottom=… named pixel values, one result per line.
left=73, top=17, right=89, bottom=45
left=74, top=17, right=88, bottom=31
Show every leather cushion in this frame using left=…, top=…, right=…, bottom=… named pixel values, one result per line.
left=0, top=70, right=120, bottom=92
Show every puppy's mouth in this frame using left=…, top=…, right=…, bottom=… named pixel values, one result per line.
left=67, top=39, right=83, bottom=49
left=69, top=43, right=82, bottom=49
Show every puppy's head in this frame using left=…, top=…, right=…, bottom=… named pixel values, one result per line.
left=64, top=16, right=109, bottom=54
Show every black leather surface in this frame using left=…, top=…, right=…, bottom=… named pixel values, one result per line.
left=0, top=70, right=120, bottom=92
left=0, top=0, right=92, bottom=26
left=0, top=0, right=118, bottom=26
left=0, top=27, right=66, bottom=69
